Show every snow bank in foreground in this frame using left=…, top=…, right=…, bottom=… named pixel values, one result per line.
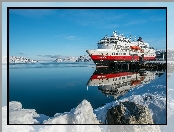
left=8, top=100, right=99, bottom=124
left=2, top=104, right=162, bottom=132
left=3, top=105, right=103, bottom=132
left=43, top=99, right=100, bottom=124
left=105, top=125, right=161, bottom=132
left=9, top=101, right=39, bottom=124
left=39, top=125, right=103, bottom=132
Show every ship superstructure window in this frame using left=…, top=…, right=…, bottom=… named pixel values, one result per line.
left=117, top=45, right=121, bottom=48
left=123, top=53, right=126, bottom=55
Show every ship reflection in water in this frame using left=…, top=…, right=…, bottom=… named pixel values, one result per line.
left=87, top=67, right=165, bottom=99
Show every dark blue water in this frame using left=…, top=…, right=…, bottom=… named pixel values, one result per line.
left=9, top=62, right=114, bottom=116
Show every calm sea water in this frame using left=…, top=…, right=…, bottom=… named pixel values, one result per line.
left=9, top=62, right=164, bottom=117
left=9, top=62, right=114, bottom=116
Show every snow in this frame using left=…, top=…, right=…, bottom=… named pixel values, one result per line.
left=9, top=101, right=39, bottom=124
left=2, top=55, right=92, bottom=63
left=3, top=104, right=103, bottom=132
left=43, top=99, right=100, bottom=124
left=38, top=125, right=103, bottom=132
left=2, top=56, right=38, bottom=63
left=7, top=100, right=99, bottom=124
left=2, top=106, right=35, bottom=132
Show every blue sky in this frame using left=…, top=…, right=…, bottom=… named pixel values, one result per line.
left=9, top=8, right=166, bottom=60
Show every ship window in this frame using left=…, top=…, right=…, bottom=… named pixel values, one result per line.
left=123, top=53, right=126, bottom=55
left=116, top=53, right=118, bottom=55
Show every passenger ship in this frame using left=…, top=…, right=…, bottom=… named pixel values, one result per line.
left=86, top=31, right=156, bottom=66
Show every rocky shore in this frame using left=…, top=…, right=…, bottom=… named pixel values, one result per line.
left=106, top=101, right=153, bottom=124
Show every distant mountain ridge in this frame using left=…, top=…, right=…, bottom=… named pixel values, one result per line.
left=2, top=56, right=38, bottom=63
left=2, top=55, right=92, bottom=63
left=54, top=55, right=92, bottom=62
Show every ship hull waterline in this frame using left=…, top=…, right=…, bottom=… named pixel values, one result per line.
left=89, top=55, right=156, bottom=66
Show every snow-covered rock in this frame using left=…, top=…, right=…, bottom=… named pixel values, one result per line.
left=106, top=101, right=154, bottom=124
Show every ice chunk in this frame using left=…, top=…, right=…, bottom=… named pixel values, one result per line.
left=43, top=99, right=100, bottom=124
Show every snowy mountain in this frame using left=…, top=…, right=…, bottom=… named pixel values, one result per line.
left=2, top=56, right=38, bottom=63
left=54, top=55, right=92, bottom=62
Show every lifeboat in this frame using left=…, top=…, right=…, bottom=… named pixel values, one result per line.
left=140, top=76, right=145, bottom=81
left=140, top=49, right=144, bottom=53
left=131, top=80, right=141, bottom=86
left=130, top=46, right=141, bottom=50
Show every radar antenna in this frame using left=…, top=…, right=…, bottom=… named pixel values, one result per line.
left=113, top=31, right=117, bottom=36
